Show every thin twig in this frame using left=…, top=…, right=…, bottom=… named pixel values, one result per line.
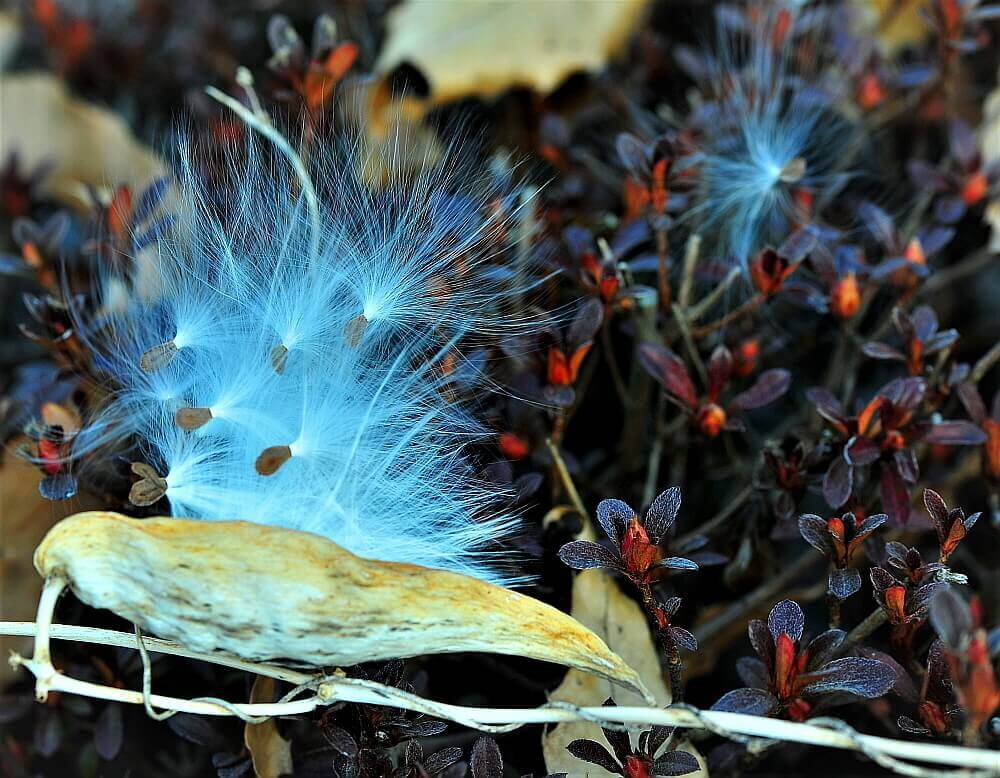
left=691, top=293, right=763, bottom=339
left=674, top=484, right=754, bottom=547
left=693, top=552, right=822, bottom=648
left=687, top=267, right=741, bottom=322
left=545, top=437, right=591, bottom=532
left=3, top=620, right=997, bottom=774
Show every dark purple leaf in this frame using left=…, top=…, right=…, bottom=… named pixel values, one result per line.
left=729, top=370, right=791, bottom=411
left=707, top=346, right=733, bottom=400
left=768, top=599, right=805, bottom=642
left=805, top=629, right=846, bottom=668
left=689, top=549, right=728, bottom=566
left=736, top=657, right=769, bottom=689
left=652, top=750, right=701, bottom=776
left=823, top=456, right=853, bottom=509
left=934, top=196, right=966, bottom=224
left=828, top=568, right=861, bottom=601
left=856, top=513, right=888, bottom=536
left=778, top=225, right=819, bottom=263
left=470, top=737, right=503, bottom=778
left=646, top=486, right=682, bottom=542
left=912, top=582, right=949, bottom=617
left=34, top=711, right=62, bottom=757
left=806, top=386, right=845, bottom=422
left=598, top=702, right=633, bottom=766
left=798, top=657, right=896, bottom=698
left=558, top=541, right=622, bottom=572
left=858, top=201, right=896, bottom=247
left=859, top=648, right=919, bottom=703
left=929, top=588, right=972, bottom=650
left=798, top=514, right=833, bottom=555
left=566, top=738, right=621, bottom=773
left=748, top=619, right=774, bottom=667
left=39, top=473, right=77, bottom=501
left=639, top=343, right=698, bottom=409
left=660, top=556, right=698, bottom=571
left=948, top=121, right=978, bottom=167
left=845, top=435, right=880, bottom=465
left=710, top=688, right=778, bottom=716
left=910, top=306, right=938, bottom=341
left=95, top=704, right=123, bottom=760
left=907, top=159, right=949, bottom=189
left=894, top=449, right=919, bottom=483
left=880, top=466, right=911, bottom=526
left=616, top=133, right=649, bottom=176
left=596, top=498, right=633, bottom=546
left=323, top=725, right=359, bottom=757
left=920, top=420, right=987, bottom=445
left=861, top=342, right=905, bottom=361
left=568, top=298, right=605, bottom=350
left=924, top=329, right=959, bottom=354
left=922, top=489, right=949, bottom=532
left=956, top=382, right=987, bottom=424
left=668, top=626, right=698, bottom=652
left=870, top=566, right=896, bottom=594
left=897, top=716, right=931, bottom=735
left=423, top=747, right=463, bottom=774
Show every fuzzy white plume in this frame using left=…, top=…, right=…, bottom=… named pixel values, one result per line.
left=71, top=126, right=537, bottom=585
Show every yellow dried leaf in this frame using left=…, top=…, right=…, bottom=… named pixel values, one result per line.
left=863, top=0, right=931, bottom=56
left=375, top=0, right=649, bottom=105
left=33, top=512, right=651, bottom=701
left=245, top=676, right=294, bottom=778
left=542, top=569, right=704, bottom=776
left=0, top=447, right=98, bottom=685
left=0, top=72, right=165, bottom=210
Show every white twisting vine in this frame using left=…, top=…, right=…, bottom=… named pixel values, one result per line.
left=2, top=579, right=998, bottom=778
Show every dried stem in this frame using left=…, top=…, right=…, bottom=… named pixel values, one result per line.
left=674, top=484, right=754, bottom=548
left=693, top=552, right=822, bottom=648
left=691, top=293, right=763, bottom=339
left=3, top=619, right=997, bottom=774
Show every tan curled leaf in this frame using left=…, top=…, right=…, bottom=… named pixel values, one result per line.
left=863, top=0, right=932, bottom=56
left=245, top=676, right=293, bottom=778
left=542, top=569, right=705, bottom=776
left=0, top=445, right=98, bottom=685
left=0, top=72, right=165, bottom=209
left=34, top=512, right=651, bottom=701
left=375, top=0, right=649, bottom=106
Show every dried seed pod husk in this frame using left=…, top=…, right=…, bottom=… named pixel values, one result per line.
left=34, top=512, right=651, bottom=700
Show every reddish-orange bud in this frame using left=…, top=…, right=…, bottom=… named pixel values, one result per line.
left=857, top=73, right=886, bottom=110
left=884, top=585, right=908, bottom=624
left=621, top=517, right=660, bottom=580
left=733, top=339, right=760, bottom=378
left=982, top=419, right=1000, bottom=481
left=918, top=701, right=950, bottom=735
left=774, top=632, right=798, bottom=700
left=830, top=273, right=861, bottom=319
left=624, top=755, right=651, bottom=778
left=787, top=697, right=812, bottom=722
left=498, top=432, right=530, bottom=461
left=37, top=438, right=64, bottom=476
left=697, top=403, right=727, bottom=438
left=883, top=429, right=906, bottom=452
left=961, top=170, right=989, bottom=206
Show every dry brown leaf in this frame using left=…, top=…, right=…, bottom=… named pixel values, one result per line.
left=542, top=570, right=705, bottom=776
left=375, top=0, right=649, bottom=106
left=863, top=0, right=932, bottom=56
left=0, top=72, right=165, bottom=209
left=0, top=446, right=98, bottom=686
left=245, top=676, right=294, bottom=778
left=33, top=512, right=651, bottom=700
